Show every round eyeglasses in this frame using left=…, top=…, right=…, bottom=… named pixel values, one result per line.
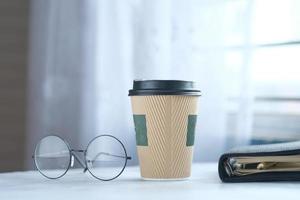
left=32, top=134, right=131, bottom=181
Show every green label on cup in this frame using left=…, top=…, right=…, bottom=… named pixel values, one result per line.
left=133, top=115, right=148, bottom=146
left=186, top=115, right=197, bottom=146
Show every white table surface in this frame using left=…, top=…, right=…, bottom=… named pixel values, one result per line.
left=1, top=163, right=300, bottom=200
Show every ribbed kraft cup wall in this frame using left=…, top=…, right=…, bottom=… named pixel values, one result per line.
left=131, top=95, right=198, bottom=179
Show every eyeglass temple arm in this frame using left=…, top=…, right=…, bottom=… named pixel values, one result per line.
left=89, top=152, right=131, bottom=164
left=71, top=151, right=88, bottom=173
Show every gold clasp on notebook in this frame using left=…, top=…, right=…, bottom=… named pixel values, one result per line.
left=225, top=155, right=300, bottom=176
left=257, top=162, right=277, bottom=170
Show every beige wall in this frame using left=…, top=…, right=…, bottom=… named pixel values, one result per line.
left=0, top=0, right=29, bottom=171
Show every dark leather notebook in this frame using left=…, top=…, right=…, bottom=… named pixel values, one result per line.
left=218, top=141, right=300, bottom=182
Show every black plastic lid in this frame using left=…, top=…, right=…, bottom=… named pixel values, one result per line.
left=128, top=80, right=201, bottom=96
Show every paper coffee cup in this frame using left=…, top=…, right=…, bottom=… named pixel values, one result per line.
left=129, top=80, right=201, bottom=179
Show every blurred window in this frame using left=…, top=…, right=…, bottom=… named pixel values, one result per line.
left=224, top=0, right=300, bottom=145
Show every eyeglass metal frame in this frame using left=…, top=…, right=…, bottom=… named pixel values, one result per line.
left=33, top=134, right=132, bottom=181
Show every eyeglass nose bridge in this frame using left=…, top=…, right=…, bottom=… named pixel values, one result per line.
left=70, top=149, right=88, bottom=172
left=71, top=149, right=86, bottom=153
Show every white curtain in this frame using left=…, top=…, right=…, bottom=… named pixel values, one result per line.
left=26, top=0, right=253, bottom=169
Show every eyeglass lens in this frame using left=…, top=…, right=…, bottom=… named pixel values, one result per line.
left=85, top=135, right=128, bottom=181
left=34, top=136, right=71, bottom=179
